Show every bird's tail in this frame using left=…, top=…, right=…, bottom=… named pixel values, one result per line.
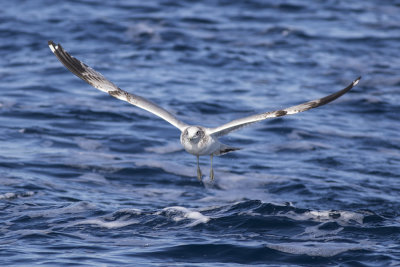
left=214, top=143, right=241, bottom=156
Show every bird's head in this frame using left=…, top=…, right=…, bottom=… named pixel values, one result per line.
left=183, top=126, right=205, bottom=144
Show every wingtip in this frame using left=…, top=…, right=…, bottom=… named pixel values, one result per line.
left=48, top=40, right=59, bottom=53
left=353, top=76, right=361, bottom=86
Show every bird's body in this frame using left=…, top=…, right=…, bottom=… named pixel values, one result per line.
left=48, top=41, right=360, bottom=181
left=181, top=126, right=211, bottom=155
left=180, top=126, right=233, bottom=156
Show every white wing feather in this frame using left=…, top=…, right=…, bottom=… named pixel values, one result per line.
left=48, top=41, right=188, bottom=132
left=207, top=77, right=360, bottom=137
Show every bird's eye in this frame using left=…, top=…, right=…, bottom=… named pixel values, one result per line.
left=196, top=131, right=200, bottom=135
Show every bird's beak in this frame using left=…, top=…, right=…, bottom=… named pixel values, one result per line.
left=188, top=136, right=197, bottom=141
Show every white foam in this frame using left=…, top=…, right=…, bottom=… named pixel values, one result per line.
left=73, top=218, right=139, bottom=229
left=0, top=191, right=34, bottom=200
left=282, top=210, right=366, bottom=225
left=161, top=206, right=210, bottom=227
left=58, top=208, right=142, bottom=230
left=0, top=192, right=16, bottom=199
left=266, top=241, right=367, bottom=257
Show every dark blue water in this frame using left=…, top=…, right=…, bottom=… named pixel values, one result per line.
left=1, top=0, right=400, bottom=266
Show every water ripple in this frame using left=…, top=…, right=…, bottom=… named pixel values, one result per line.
left=0, top=0, right=399, bottom=266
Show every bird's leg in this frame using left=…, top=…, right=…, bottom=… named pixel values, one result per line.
left=196, top=155, right=202, bottom=181
left=210, top=154, right=214, bottom=181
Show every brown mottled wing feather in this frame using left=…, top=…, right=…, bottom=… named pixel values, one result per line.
left=48, top=41, right=188, bottom=131
left=207, top=77, right=361, bottom=137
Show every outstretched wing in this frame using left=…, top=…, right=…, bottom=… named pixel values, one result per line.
left=207, top=77, right=361, bottom=137
left=48, top=41, right=189, bottom=132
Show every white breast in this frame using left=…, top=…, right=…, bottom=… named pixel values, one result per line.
left=180, top=134, right=219, bottom=156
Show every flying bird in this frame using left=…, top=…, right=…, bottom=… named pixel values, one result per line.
left=48, top=41, right=360, bottom=181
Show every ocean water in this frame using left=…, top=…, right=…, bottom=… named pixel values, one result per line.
left=1, top=0, right=400, bottom=266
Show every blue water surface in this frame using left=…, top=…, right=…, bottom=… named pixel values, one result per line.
left=1, top=0, right=400, bottom=266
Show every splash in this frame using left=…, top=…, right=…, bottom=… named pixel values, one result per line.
left=160, top=206, right=210, bottom=227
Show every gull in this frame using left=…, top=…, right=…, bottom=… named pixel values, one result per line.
left=48, top=41, right=360, bottom=181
